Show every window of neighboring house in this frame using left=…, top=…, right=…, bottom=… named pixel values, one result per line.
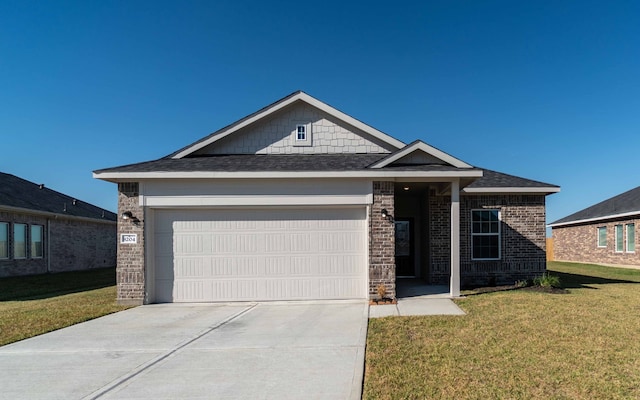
left=0, top=222, right=8, bottom=259
left=31, top=225, right=43, bottom=258
left=627, top=223, right=635, bottom=253
left=615, top=224, right=624, bottom=253
left=14, top=223, right=27, bottom=259
left=296, top=124, right=306, bottom=141
left=471, top=209, right=501, bottom=260
left=597, top=226, right=607, bottom=248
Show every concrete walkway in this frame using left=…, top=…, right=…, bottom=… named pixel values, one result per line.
left=369, top=284, right=466, bottom=318
left=0, top=301, right=368, bottom=400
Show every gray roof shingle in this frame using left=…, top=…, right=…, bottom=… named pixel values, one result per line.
left=551, top=186, right=640, bottom=226
left=94, top=155, right=557, bottom=192
left=0, top=172, right=116, bottom=221
left=466, top=169, right=559, bottom=189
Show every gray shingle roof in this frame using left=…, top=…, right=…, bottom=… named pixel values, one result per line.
left=551, top=186, right=640, bottom=226
left=94, top=155, right=556, bottom=192
left=94, top=154, right=387, bottom=173
left=0, top=172, right=116, bottom=221
left=466, top=169, right=559, bottom=189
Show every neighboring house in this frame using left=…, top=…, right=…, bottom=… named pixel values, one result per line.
left=549, top=186, right=639, bottom=267
left=0, top=172, right=117, bottom=277
left=94, top=91, right=559, bottom=305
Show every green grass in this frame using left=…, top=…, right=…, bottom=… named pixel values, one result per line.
left=364, top=262, right=640, bottom=399
left=0, top=268, right=131, bottom=346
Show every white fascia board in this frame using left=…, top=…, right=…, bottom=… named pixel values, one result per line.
left=369, top=141, right=472, bottom=169
left=0, top=205, right=117, bottom=225
left=462, top=187, right=561, bottom=194
left=94, top=169, right=484, bottom=181
left=171, top=92, right=405, bottom=159
left=548, top=210, right=640, bottom=228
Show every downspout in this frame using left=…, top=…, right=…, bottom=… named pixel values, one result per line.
left=47, top=219, right=51, bottom=273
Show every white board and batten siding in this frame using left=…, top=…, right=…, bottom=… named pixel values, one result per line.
left=152, top=208, right=368, bottom=302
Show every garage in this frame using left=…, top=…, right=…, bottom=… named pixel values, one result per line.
left=152, top=207, right=368, bottom=302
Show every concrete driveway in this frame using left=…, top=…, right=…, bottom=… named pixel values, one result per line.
left=0, top=301, right=368, bottom=400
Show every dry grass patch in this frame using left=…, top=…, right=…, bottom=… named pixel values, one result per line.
left=0, top=268, right=131, bottom=346
left=364, top=262, right=640, bottom=399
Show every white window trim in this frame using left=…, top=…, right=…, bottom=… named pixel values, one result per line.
left=0, top=222, right=8, bottom=260
left=597, top=226, right=607, bottom=248
left=295, top=124, right=307, bottom=141
left=615, top=224, right=624, bottom=253
left=30, top=224, right=44, bottom=259
left=626, top=223, right=635, bottom=253
left=14, top=223, right=27, bottom=259
left=471, top=209, right=501, bottom=261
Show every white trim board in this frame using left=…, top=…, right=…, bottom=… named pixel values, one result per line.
left=369, top=140, right=473, bottom=169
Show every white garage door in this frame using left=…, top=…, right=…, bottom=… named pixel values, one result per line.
left=153, top=208, right=368, bottom=302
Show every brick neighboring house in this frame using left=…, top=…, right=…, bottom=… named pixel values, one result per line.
left=549, top=186, right=639, bottom=267
left=94, top=91, right=559, bottom=305
left=0, top=172, right=117, bottom=277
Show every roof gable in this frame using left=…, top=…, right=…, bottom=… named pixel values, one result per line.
left=369, top=140, right=473, bottom=169
left=170, top=91, right=405, bottom=158
left=550, top=186, right=640, bottom=227
left=0, top=172, right=116, bottom=221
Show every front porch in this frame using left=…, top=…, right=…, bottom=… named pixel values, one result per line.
left=368, top=180, right=463, bottom=300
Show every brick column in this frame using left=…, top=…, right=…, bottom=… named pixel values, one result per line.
left=369, top=181, right=395, bottom=299
left=117, top=183, right=145, bottom=305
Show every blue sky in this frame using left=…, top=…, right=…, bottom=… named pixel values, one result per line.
left=1, top=0, right=639, bottom=228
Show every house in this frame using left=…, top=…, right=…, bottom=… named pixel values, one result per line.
left=0, top=172, right=117, bottom=277
left=549, top=186, right=639, bottom=267
left=93, top=91, right=559, bottom=305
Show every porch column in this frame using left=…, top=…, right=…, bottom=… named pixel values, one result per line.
left=450, top=179, right=461, bottom=297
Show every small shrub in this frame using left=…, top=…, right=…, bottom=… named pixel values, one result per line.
left=533, top=273, right=561, bottom=288
left=515, top=279, right=531, bottom=288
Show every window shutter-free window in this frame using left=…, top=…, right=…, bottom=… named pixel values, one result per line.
left=627, top=223, right=635, bottom=253
left=615, top=225, right=624, bottom=252
left=14, top=223, right=26, bottom=259
left=0, top=223, right=7, bottom=259
left=597, top=227, right=607, bottom=247
left=31, top=225, right=43, bottom=258
left=471, top=209, right=501, bottom=260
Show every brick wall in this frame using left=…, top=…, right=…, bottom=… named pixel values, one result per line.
left=117, top=182, right=145, bottom=305
left=197, top=103, right=395, bottom=155
left=553, top=218, right=639, bottom=266
left=369, top=181, right=396, bottom=299
left=49, top=219, right=116, bottom=272
left=429, top=194, right=547, bottom=286
left=0, top=210, right=116, bottom=278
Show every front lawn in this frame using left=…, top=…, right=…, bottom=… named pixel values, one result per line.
left=364, top=262, right=640, bottom=399
left=0, top=268, right=131, bottom=346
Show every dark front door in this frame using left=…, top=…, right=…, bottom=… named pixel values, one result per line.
left=395, top=219, right=415, bottom=277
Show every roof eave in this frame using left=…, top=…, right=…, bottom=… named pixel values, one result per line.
left=462, top=187, right=561, bottom=194
left=0, top=204, right=117, bottom=224
left=93, top=169, right=483, bottom=182
left=548, top=210, right=640, bottom=228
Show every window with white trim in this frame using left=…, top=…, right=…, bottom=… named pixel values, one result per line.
left=471, top=209, right=501, bottom=260
left=615, top=224, right=624, bottom=252
left=296, top=124, right=306, bottom=141
left=0, top=222, right=8, bottom=259
left=14, top=223, right=27, bottom=259
left=31, top=225, right=44, bottom=258
left=597, top=226, right=607, bottom=248
left=626, top=223, right=635, bottom=253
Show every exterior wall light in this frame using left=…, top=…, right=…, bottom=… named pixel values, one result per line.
left=381, top=208, right=394, bottom=222
left=121, top=211, right=140, bottom=224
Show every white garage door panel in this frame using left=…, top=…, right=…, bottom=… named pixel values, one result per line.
left=154, top=208, right=367, bottom=302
